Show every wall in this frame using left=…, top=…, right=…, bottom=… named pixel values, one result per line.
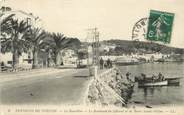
left=85, top=67, right=134, bottom=107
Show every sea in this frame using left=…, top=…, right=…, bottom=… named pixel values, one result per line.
left=119, top=62, right=184, bottom=107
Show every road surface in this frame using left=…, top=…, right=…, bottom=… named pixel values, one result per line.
left=0, top=68, right=91, bottom=105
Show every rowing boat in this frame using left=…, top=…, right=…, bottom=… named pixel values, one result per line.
left=138, top=80, right=168, bottom=87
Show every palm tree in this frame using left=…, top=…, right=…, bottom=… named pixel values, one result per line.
left=0, top=14, right=14, bottom=71
left=50, top=33, right=66, bottom=66
left=46, top=33, right=77, bottom=66
left=26, top=28, right=47, bottom=69
left=1, top=18, right=30, bottom=68
left=0, top=14, right=15, bottom=34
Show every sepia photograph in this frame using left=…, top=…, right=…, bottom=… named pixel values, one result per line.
left=0, top=0, right=184, bottom=114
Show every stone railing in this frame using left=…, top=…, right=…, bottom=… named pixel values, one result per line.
left=85, top=66, right=134, bottom=107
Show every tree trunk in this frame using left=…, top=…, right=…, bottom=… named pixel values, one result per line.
left=56, top=51, right=61, bottom=66
left=47, top=49, right=52, bottom=67
left=32, top=48, right=39, bottom=69
left=12, top=50, right=19, bottom=69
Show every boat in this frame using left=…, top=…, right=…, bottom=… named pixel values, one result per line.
left=138, top=80, right=168, bottom=87
left=165, top=77, right=181, bottom=86
left=135, top=75, right=182, bottom=87
left=115, top=57, right=140, bottom=66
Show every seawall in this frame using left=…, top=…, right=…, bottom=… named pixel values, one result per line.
left=85, top=66, right=134, bottom=107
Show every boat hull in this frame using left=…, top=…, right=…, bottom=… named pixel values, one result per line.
left=115, top=62, right=140, bottom=66
left=138, top=80, right=168, bottom=87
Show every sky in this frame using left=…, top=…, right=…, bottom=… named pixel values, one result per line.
left=2, top=0, right=184, bottom=48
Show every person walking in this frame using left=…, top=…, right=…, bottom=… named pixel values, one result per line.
left=100, top=58, right=104, bottom=69
left=126, top=72, right=131, bottom=81
left=107, top=58, right=111, bottom=68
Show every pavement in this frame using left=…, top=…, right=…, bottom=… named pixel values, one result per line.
left=0, top=68, right=71, bottom=83
left=0, top=68, right=91, bottom=105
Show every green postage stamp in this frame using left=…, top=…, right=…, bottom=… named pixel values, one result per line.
left=146, top=10, right=175, bottom=43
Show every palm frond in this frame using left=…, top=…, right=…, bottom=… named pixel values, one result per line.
left=0, top=14, right=15, bottom=25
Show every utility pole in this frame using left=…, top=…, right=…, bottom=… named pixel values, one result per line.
left=86, top=27, right=100, bottom=66
left=85, top=27, right=100, bottom=77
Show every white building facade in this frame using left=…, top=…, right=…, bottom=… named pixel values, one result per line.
left=61, top=49, right=78, bottom=66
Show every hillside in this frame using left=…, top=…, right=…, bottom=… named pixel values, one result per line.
left=102, top=40, right=184, bottom=55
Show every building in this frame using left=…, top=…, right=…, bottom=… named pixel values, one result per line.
left=0, top=7, right=43, bottom=28
left=100, top=43, right=116, bottom=52
left=61, top=49, right=78, bottom=66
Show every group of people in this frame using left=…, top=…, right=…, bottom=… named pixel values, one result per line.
left=152, top=72, right=165, bottom=81
left=140, top=72, right=165, bottom=81
left=99, top=58, right=112, bottom=69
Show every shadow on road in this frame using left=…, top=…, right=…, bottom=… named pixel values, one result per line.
left=73, top=76, right=89, bottom=78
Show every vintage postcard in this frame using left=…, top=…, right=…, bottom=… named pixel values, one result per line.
left=0, top=0, right=184, bottom=115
